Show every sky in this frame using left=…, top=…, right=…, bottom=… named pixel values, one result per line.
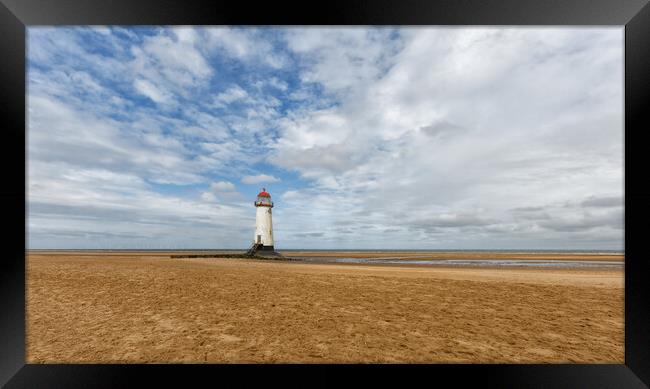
left=27, top=27, right=624, bottom=250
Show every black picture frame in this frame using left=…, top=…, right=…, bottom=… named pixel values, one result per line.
left=1, top=0, right=648, bottom=387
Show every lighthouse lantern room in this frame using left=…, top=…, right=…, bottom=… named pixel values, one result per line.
left=251, top=188, right=275, bottom=253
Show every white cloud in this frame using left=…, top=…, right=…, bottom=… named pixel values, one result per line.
left=210, top=181, right=236, bottom=192
left=200, top=192, right=217, bottom=202
left=133, top=78, right=170, bottom=104
left=28, top=93, right=206, bottom=185
left=266, top=77, right=288, bottom=91
left=284, top=28, right=403, bottom=95
left=268, top=27, right=624, bottom=249
left=241, top=174, right=280, bottom=185
left=215, top=85, right=248, bottom=104
left=128, top=28, right=214, bottom=107
left=205, top=27, right=288, bottom=68
left=28, top=159, right=253, bottom=249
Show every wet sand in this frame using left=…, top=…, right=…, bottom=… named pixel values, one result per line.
left=286, top=251, right=624, bottom=261
left=27, top=252, right=624, bottom=363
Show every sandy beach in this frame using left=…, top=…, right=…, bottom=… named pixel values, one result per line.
left=27, top=251, right=624, bottom=363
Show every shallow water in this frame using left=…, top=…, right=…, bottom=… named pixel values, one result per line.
left=291, top=256, right=623, bottom=269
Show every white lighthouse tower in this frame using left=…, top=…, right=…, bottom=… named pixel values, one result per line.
left=250, top=188, right=276, bottom=255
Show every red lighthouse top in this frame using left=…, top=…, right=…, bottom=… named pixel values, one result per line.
left=255, top=188, right=273, bottom=207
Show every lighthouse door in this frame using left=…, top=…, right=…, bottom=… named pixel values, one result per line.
left=257, top=235, right=261, bottom=244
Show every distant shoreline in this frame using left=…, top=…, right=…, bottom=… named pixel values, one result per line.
left=25, top=248, right=624, bottom=255
left=25, top=249, right=624, bottom=268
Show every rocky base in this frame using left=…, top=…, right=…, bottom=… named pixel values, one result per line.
left=170, top=252, right=285, bottom=260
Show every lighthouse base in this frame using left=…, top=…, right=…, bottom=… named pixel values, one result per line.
left=255, top=245, right=282, bottom=257
left=247, top=244, right=282, bottom=257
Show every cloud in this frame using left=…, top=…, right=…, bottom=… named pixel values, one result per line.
left=133, top=78, right=170, bottom=104
left=214, top=85, right=248, bottom=105
left=295, top=232, right=325, bottom=238
left=411, top=213, right=498, bottom=230
left=28, top=93, right=204, bottom=185
left=419, top=120, right=465, bottom=139
left=268, top=27, right=623, bottom=249
left=581, top=196, right=623, bottom=208
left=210, top=181, right=236, bottom=192
left=128, top=28, right=213, bottom=107
left=26, top=27, right=265, bottom=248
left=537, top=209, right=623, bottom=232
left=241, top=174, right=280, bottom=184
left=200, top=192, right=217, bottom=202
left=27, top=160, right=253, bottom=249
left=284, top=28, right=403, bottom=95
left=205, top=27, right=288, bottom=68
left=266, top=77, right=288, bottom=91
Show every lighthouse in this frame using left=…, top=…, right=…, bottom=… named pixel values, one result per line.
left=250, top=188, right=276, bottom=255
